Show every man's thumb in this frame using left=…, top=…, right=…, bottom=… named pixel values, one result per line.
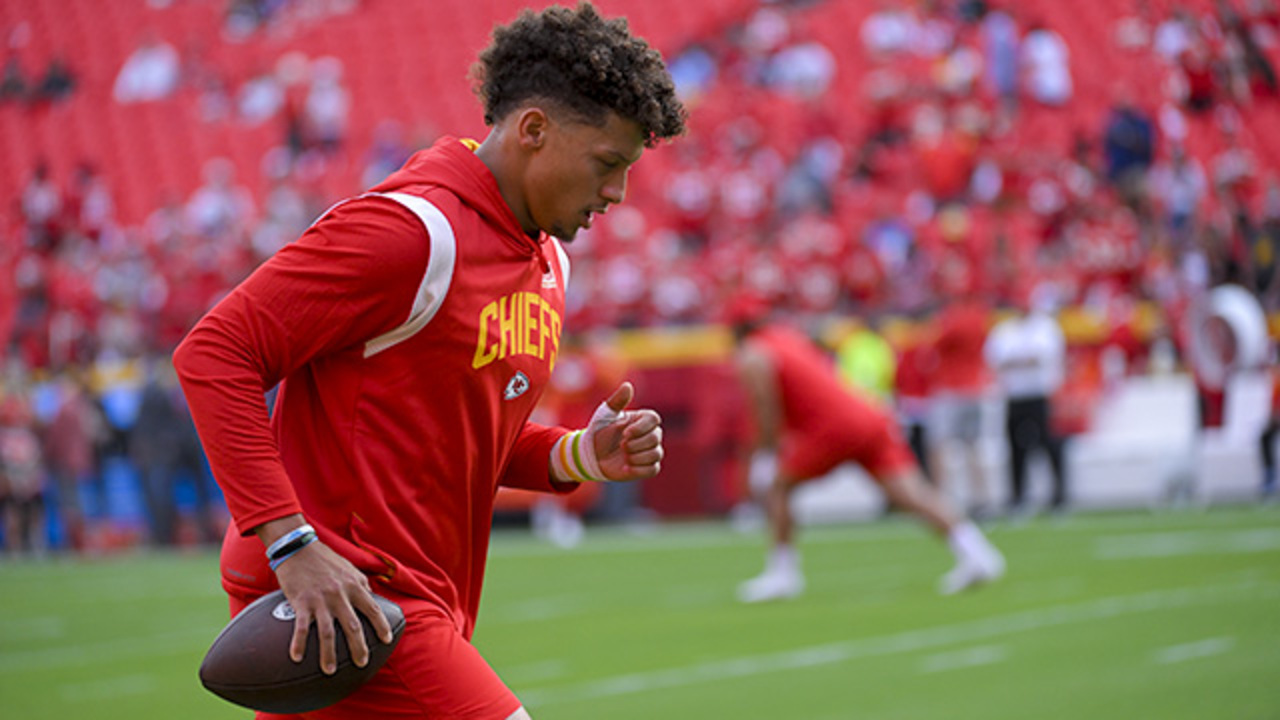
left=605, top=382, right=634, bottom=413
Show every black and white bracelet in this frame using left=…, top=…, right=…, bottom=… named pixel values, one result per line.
left=266, top=523, right=318, bottom=571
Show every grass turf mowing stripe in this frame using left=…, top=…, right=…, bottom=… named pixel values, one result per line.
left=519, top=579, right=1272, bottom=707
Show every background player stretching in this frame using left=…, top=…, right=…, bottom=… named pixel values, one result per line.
left=730, top=303, right=1005, bottom=602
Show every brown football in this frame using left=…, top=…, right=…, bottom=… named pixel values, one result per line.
left=199, top=590, right=405, bottom=714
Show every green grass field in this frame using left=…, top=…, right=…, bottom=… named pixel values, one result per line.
left=2, top=506, right=1278, bottom=719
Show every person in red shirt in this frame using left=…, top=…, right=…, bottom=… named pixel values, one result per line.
left=172, top=5, right=685, bottom=719
left=927, top=293, right=996, bottom=516
left=728, top=301, right=1004, bottom=603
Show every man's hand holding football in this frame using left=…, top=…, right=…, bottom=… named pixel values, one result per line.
left=256, top=516, right=395, bottom=676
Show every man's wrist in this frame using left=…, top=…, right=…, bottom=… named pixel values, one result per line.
left=550, top=429, right=606, bottom=482
left=253, top=514, right=309, bottom=547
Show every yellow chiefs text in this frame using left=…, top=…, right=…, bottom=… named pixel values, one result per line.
left=472, top=291, right=562, bottom=370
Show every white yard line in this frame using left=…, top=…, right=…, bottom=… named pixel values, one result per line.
left=1094, top=528, right=1280, bottom=559
left=520, top=580, right=1272, bottom=707
left=1152, top=637, right=1236, bottom=665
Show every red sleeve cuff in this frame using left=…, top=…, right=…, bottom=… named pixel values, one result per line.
left=501, top=423, right=577, bottom=494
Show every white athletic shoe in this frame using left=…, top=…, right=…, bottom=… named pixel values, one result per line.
left=939, top=551, right=1006, bottom=596
left=737, top=568, right=805, bottom=603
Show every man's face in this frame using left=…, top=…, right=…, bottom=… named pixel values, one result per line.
left=524, top=110, right=645, bottom=242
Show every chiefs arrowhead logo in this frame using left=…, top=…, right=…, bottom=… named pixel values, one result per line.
left=504, top=371, right=531, bottom=401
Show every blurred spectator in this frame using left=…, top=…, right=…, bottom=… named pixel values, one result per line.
left=1211, top=126, right=1257, bottom=203
left=131, top=356, right=219, bottom=546
left=113, top=32, right=181, bottom=103
left=21, top=160, right=62, bottom=250
left=1114, top=0, right=1154, bottom=51
left=863, top=202, right=915, bottom=277
left=833, top=317, right=896, bottom=405
left=1154, top=8, right=1195, bottom=64
left=185, top=157, right=255, bottom=240
left=668, top=44, right=718, bottom=103
left=0, top=392, right=46, bottom=555
left=984, top=289, right=1068, bottom=516
left=776, top=136, right=843, bottom=218
left=1254, top=179, right=1280, bottom=308
left=1261, top=360, right=1278, bottom=498
left=981, top=5, right=1020, bottom=118
left=861, top=67, right=910, bottom=150
left=1174, top=43, right=1220, bottom=112
left=765, top=37, right=835, bottom=101
left=1103, top=91, right=1156, bottom=211
left=1219, top=0, right=1278, bottom=101
left=927, top=293, right=994, bottom=516
left=65, top=163, right=115, bottom=243
left=649, top=260, right=707, bottom=324
left=959, top=0, right=989, bottom=24
left=1020, top=22, right=1073, bottom=106
left=224, top=0, right=284, bottom=40
left=34, top=56, right=75, bottom=104
left=237, top=65, right=285, bottom=125
left=1149, top=145, right=1207, bottom=246
left=894, top=320, right=936, bottom=479
left=912, top=1, right=959, bottom=59
left=1, top=53, right=29, bottom=102
left=934, top=33, right=983, bottom=99
left=913, top=106, right=978, bottom=205
left=251, top=176, right=311, bottom=260
left=303, top=56, right=350, bottom=153
left=664, top=144, right=716, bottom=248
left=40, top=370, right=100, bottom=551
left=862, top=0, right=917, bottom=59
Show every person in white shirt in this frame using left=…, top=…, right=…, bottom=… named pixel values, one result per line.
left=1020, top=24, right=1072, bottom=106
left=984, top=290, right=1068, bottom=515
left=113, top=33, right=180, bottom=103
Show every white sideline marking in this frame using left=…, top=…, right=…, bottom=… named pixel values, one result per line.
left=59, top=673, right=158, bottom=702
left=520, top=580, right=1272, bottom=707
left=919, top=645, right=1008, bottom=674
left=1153, top=637, right=1236, bottom=665
left=1095, top=528, right=1280, bottom=559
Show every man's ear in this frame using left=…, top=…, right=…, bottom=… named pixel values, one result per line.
left=515, top=107, right=550, bottom=151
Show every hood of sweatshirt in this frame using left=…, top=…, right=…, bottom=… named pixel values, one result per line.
left=370, top=136, right=549, bottom=268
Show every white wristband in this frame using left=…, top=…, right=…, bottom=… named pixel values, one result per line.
left=549, top=400, right=621, bottom=483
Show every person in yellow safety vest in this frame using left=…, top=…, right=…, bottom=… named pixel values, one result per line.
left=831, top=317, right=897, bottom=406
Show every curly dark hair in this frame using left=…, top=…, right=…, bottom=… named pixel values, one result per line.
left=472, top=2, right=687, bottom=147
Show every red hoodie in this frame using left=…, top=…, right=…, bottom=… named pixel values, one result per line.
left=174, top=137, right=576, bottom=638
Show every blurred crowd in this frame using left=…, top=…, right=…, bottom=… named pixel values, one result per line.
left=562, top=0, right=1279, bottom=330
left=2, top=0, right=1279, bottom=554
